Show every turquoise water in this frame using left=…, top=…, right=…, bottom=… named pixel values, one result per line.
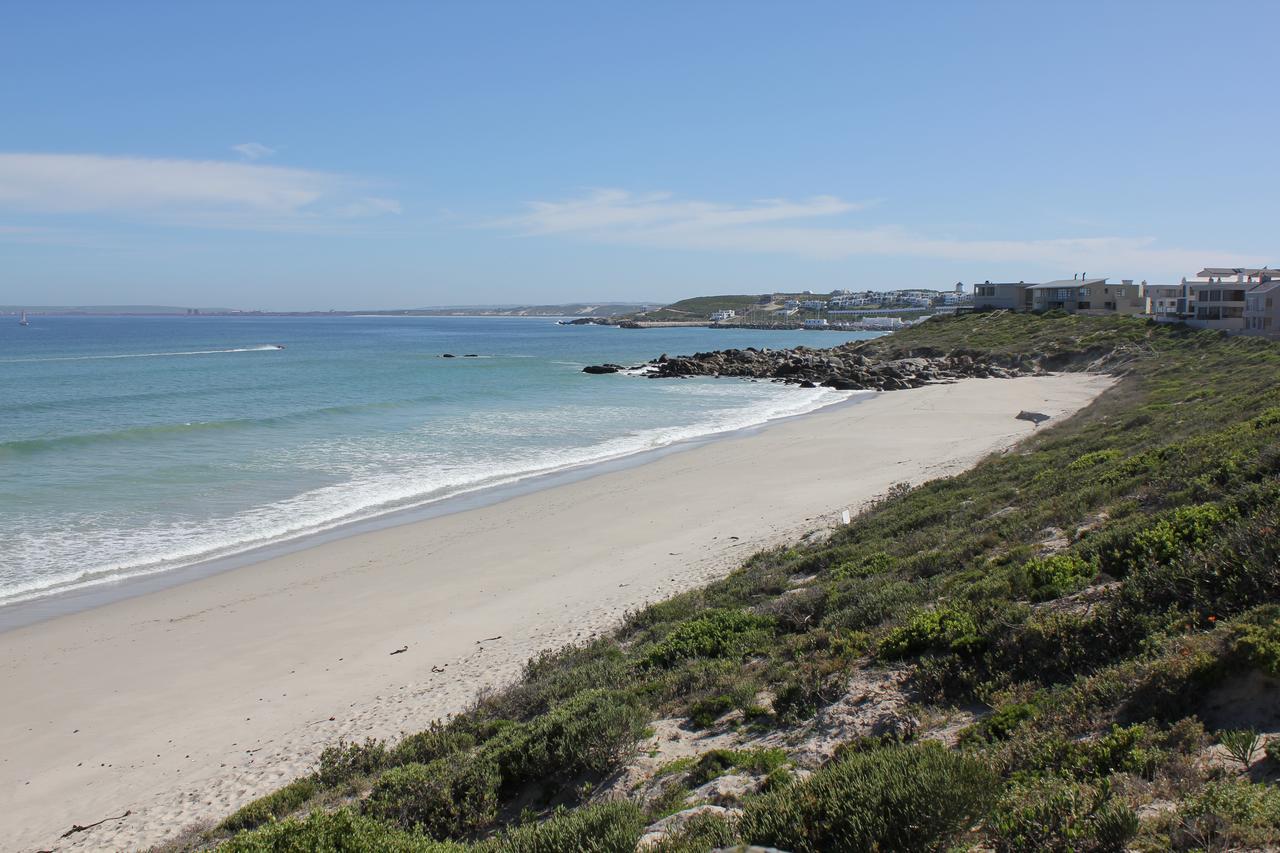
left=0, top=315, right=880, bottom=603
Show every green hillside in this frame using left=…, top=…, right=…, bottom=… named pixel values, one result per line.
left=182, top=314, right=1280, bottom=852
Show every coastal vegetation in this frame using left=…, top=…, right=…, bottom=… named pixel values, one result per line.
left=170, top=312, right=1280, bottom=852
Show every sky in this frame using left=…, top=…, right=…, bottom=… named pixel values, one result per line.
left=2, top=1, right=1277, bottom=310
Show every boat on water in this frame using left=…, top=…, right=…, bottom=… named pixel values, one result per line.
left=18, top=311, right=29, bottom=326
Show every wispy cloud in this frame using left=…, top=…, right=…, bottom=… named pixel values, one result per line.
left=496, top=189, right=1260, bottom=276
left=231, top=142, right=276, bottom=160
left=0, top=152, right=400, bottom=231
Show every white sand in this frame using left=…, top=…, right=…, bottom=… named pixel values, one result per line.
left=0, top=374, right=1113, bottom=851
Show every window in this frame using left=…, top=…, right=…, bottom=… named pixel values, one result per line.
left=1055, top=288, right=1072, bottom=301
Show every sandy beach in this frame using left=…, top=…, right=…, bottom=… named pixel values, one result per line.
left=0, top=374, right=1113, bottom=852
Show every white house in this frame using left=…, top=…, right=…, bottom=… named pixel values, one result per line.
left=709, top=309, right=736, bottom=322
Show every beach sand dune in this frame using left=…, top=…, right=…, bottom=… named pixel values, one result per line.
left=0, top=375, right=1113, bottom=851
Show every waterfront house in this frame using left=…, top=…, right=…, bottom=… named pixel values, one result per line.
left=709, top=309, right=736, bottom=322
left=1178, top=268, right=1274, bottom=332
left=1025, top=277, right=1146, bottom=315
left=1146, top=282, right=1183, bottom=319
left=972, top=281, right=1034, bottom=311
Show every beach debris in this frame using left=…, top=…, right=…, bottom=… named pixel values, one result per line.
left=431, top=665, right=446, bottom=673
left=60, top=809, right=131, bottom=839
left=389, top=645, right=408, bottom=655
left=1016, top=410, right=1051, bottom=426
left=477, top=635, right=502, bottom=643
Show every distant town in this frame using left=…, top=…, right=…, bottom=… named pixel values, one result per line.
left=8, top=265, right=1277, bottom=340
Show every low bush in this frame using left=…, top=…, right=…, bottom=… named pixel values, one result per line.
left=687, top=748, right=787, bottom=785
left=363, top=756, right=500, bottom=839
left=1012, top=553, right=1096, bottom=602
left=218, top=807, right=464, bottom=852
left=988, top=777, right=1138, bottom=852
left=218, top=777, right=319, bottom=833
left=390, top=725, right=475, bottom=768
left=476, top=801, right=645, bottom=853
left=484, top=688, right=648, bottom=788
left=316, top=738, right=390, bottom=788
left=1171, top=780, right=1280, bottom=850
left=642, top=610, right=773, bottom=668
left=878, top=606, right=985, bottom=659
left=1230, top=607, right=1280, bottom=676
left=737, top=742, right=994, bottom=852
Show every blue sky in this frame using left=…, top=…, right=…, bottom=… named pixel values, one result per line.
left=2, top=1, right=1276, bottom=310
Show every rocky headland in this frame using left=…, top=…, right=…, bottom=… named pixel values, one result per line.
left=584, top=342, right=1027, bottom=391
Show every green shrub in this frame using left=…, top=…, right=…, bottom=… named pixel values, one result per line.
left=643, top=609, right=773, bottom=668
left=687, top=694, right=735, bottom=729
left=316, top=738, right=390, bottom=787
left=879, top=606, right=985, bottom=659
left=1095, top=503, right=1236, bottom=577
left=687, top=748, right=787, bottom=785
left=219, top=807, right=464, bottom=852
left=484, top=688, right=648, bottom=788
left=363, top=756, right=500, bottom=838
left=218, top=777, right=319, bottom=833
left=1172, top=780, right=1280, bottom=850
left=1230, top=609, right=1280, bottom=676
left=645, top=808, right=737, bottom=852
left=737, top=742, right=995, bottom=852
left=1013, top=553, right=1096, bottom=602
left=959, top=701, right=1037, bottom=745
left=1266, top=737, right=1280, bottom=765
left=476, top=801, right=645, bottom=853
left=988, top=777, right=1138, bottom=852
left=391, top=725, right=475, bottom=767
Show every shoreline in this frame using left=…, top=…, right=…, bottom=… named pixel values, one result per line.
left=0, top=374, right=1115, bottom=852
left=0, top=385, right=864, bottom=632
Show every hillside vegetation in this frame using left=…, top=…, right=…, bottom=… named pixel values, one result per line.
left=173, top=313, right=1280, bottom=852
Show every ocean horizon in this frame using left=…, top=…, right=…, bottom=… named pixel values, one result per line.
left=0, top=315, right=879, bottom=606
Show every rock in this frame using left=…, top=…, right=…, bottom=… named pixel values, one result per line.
left=441, top=353, right=456, bottom=358
left=582, top=364, right=623, bottom=374
left=464, top=354, right=479, bottom=358
left=1016, top=410, right=1051, bottom=426
left=688, top=772, right=758, bottom=806
left=636, top=805, right=742, bottom=850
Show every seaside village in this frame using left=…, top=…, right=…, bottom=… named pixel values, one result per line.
left=704, top=266, right=1279, bottom=339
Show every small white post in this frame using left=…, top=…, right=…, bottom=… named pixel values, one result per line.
left=840, top=509, right=851, bottom=525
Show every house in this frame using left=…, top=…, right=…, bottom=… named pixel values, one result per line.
left=709, top=309, right=736, bottom=322
left=803, top=318, right=828, bottom=328
left=799, top=300, right=827, bottom=311
left=1146, top=282, right=1184, bottom=319
left=1184, top=268, right=1278, bottom=332
left=1244, top=282, right=1280, bottom=339
left=972, top=281, right=1033, bottom=311
left=1026, top=277, right=1146, bottom=315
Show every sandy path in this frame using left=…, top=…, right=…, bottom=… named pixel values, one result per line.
left=0, top=374, right=1113, bottom=851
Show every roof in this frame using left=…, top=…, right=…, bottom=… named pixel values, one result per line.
left=1199, top=267, right=1277, bottom=278
left=1026, top=278, right=1106, bottom=290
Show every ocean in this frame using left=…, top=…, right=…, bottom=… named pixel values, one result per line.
left=0, top=315, right=880, bottom=605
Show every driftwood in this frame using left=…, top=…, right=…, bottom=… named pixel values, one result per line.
left=389, top=645, right=408, bottom=655
left=60, top=809, right=131, bottom=838
left=476, top=635, right=502, bottom=643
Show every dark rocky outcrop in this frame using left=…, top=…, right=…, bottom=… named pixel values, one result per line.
left=617, top=343, right=1026, bottom=391
left=582, top=363, right=624, bottom=374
